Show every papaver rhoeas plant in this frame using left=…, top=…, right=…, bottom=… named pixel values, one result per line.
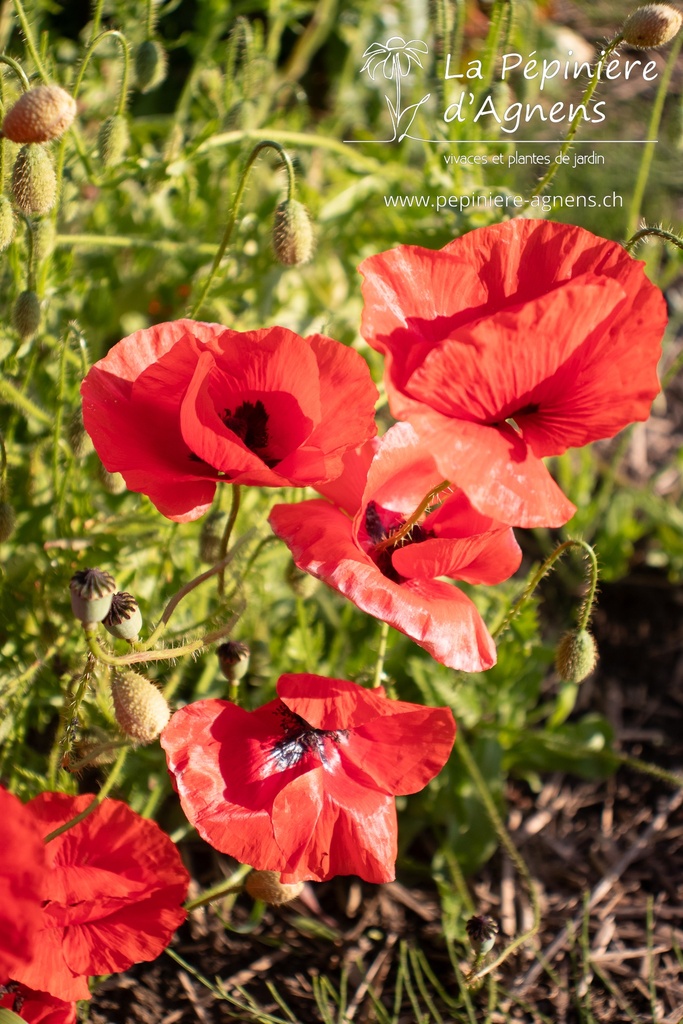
left=0, top=985, right=76, bottom=1024
left=81, top=319, right=378, bottom=521
left=9, top=794, right=189, bottom=1003
left=269, top=423, right=522, bottom=672
left=161, top=674, right=455, bottom=883
left=0, top=789, right=45, bottom=983
left=359, top=218, right=667, bottom=528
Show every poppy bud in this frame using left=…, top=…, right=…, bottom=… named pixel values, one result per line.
left=98, top=114, right=130, bottom=168
left=33, top=217, right=56, bottom=262
left=555, top=628, right=598, bottom=683
left=0, top=498, right=16, bottom=542
left=217, top=640, right=250, bottom=682
left=0, top=196, right=15, bottom=251
left=621, top=3, right=682, bottom=47
left=2, top=84, right=77, bottom=144
left=284, top=558, right=319, bottom=599
left=244, top=870, right=304, bottom=906
left=134, top=40, right=168, bottom=93
left=103, top=591, right=143, bottom=641
left=111, top=670, right=170, bottom=743
left=69, top=567, right=117, bottom=624
left=11, top=289, right=41, bottom=340
left=67, top=407, right=94, bottom=459
left=272, top=199, right=315, bottom=266
left=465, top=914, right=498, bottom=955
left=199, top=510, right=226, bottom=563
left=11, top=144, right=57, bottom=215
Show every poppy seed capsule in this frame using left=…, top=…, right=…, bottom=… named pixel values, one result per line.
left=2, top=85, right=77, bottom=144
left=244, top=870, right=304, bottom=906
left=465, top=914, right=498, bottom=955
left=555, top=628, right=598, bottom=683
left=98, top=114, right=130, bottom=168
left=134, top=40, right=168, bottom=92
left=11, top=290, right=41, bottom=340
left=217, top=640, right=250, bottom=682
left=111, top=670, right=170, bottom=744
left=621, top=3, right=682, bottom=47
left=272, top=199, right=315, bottom=266
left=69, top=567, right=117, bottom=624
left=103, top=591, right=143, bottom=641
left=0, top=196, right=15, bottom=251
left=12, top=144, right=57, bottom=215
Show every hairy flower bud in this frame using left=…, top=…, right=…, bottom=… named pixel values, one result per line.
left=0, top=499, right=16, bottom=542
left=555, top=628, right=598, bottom=683
left=11, top=290, right=41, bottom=340
left=621, top=3, right=682, bottom=47
left=245, top=870, right=304, bottom=906
left=134, top=40, right=168, bottom=92
left=12, top=144, right=57, bottom=215
left=111, top=670, right=170, bottom=743
left=465, top=914, right=498, bottom=955
left=0, top=196, right=15, bottom=251
left=97, top=459, right=127, bottom=494
left=69, top=567, right=117, bottom=624
left=272, top=199, right=315, bottom=266
left=103, top=591, right=143, bottom=641
left=217, top=640, right=250, bottom=682
left=98, top=114, right=130, bottom=168
left=2, top=85, right=76, bottom=144
left=67, top=407, right=95, bottom=459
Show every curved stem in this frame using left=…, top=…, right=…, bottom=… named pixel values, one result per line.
left=374, top=480, right=451, bottom=554
left=527, top=36, right=622, bottom=200
left=189, top=140, right=297, bottom=318
left=184, top=863, right=252, bottom=911
left=218, top=485, right=241, bottom=596
left=43, top=748, right=129, bottom=842
left=0, top=54, right=31, bottom=92
left=12, top=0, right=51, bottom=84
left=492, top=538, right=599, bottom=640
left=71, top=29, right=131, bottom=107
left=90, top=0, right=106, bottom=40
left=0, top=377, right=52, bottom=426
left=624, top=226, right=683, bottom=255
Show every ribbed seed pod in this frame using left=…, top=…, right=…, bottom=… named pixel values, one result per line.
left=0, top=196, right=15, bottom=251
left=11, top=290, right=41, bottom=339
left=555, top=628, right=598, bottom=683
left=272, top=199, right=315, bottom=266
left=2, top=85, right=77, bottom=144
left=465, top=915, right=498, bottom=955
left=98, top=114, right=130, bottom=168
left=622, top=3, right=682, bottom=47
left=11, top=145, right=57, bottom=215
left=111, top=670, right=170, bottom=743
left=103, top=591, right=143, bottom=641
left=69, top=567, right=117, bottom=624
left=134, top=40, right=168, bottom=92
left=245, top=870, right=304, bottom=906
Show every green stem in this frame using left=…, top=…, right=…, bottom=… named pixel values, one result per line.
left=146, top=0, right=156, bottom=38
left=52, top=325, right=70, bottom=526
left=43, top=748, right=129, bottom=842
left=374, top=481, right=450, bottom=554
left=184, top=863, right=252, bottom=911
left=0, top=430, right=7, bottom=482
left=456, top=735, right=541, bottom=983
left=626, top=31, right=683, bottom=236
left=527, top=36, right=622, bottom=199
left=373, top=620, right=390, bottom=688
left=12, top=0, right=51, bottom=84
left=55, top=232, right=217, bottom=256
left=0, top=377, right=52, bottom=427
left=85, top=608, right=243, bottom=667
left=189, top=140, right=297, bottom=318
left=617, top=752, right=683, bottom=790
left=195, top=127, right=381, bottom=174
left=624, top=226, right=683, bottom=255
left=492, top=538, right=599, bottom=640
left=217, top=485, right=241, bottom=596
left=90, top=0, right=105, bottom=40
left=0, top=54, right=31, bottom=91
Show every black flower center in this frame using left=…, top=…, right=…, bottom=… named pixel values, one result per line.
left=364, top=499, right=434, bottom=584
left=222, top=400, right=280, bottom=467
left=271, top=707, right=346, bottom=770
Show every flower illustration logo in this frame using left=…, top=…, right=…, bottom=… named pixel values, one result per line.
left=360, top=36, right=430, bottom=142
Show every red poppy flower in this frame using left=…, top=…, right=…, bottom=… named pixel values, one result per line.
left=81, top=320, right=378, bottom=522
left=269, top=423, right=521, bottom=672
left=161, top=673, right=455, bottom=884
left=10, top=794, right=189, bottom=1003
left=0, top=986, right=75, bottom=1024
left=359, top=219, right=667, bottom=527
left=0, top=788, right=45, bottom=983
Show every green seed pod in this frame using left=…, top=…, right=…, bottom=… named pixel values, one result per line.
left=103, top=591, right=143, bottom=641
left=111, top=670, right=170, bottom=743
left=32, top=217, right=56, bottom=262
left=465, top=915, right=498, bottom=956
left=555, top=628, right=598, bottom=683
left=199, top=510, right=226, bottom=563
left=622, top=4, right=682, bottom=47
left=0, top=196, right=15, bottom=251
left=11, top=289, right=41, bottom=339
left=98, top=114, right=130, bottom=168
left=134, top=40, right=168, bottom=93
left=11, top=144, right=57, bottom=215
left=0, top=499, right=16, bottom=542
left=217, top=640, right=250, bottom=682
left=67, top=407, right=94, bottom=459
left=245, top=870, right=304, bottom=906
left=2, top=85, right=77, bottom=144
left=69, top=567, right=117, bottom=624
left=285, top=558, right=319, bottom=599
left=272, top=199, right=315, bottom=266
